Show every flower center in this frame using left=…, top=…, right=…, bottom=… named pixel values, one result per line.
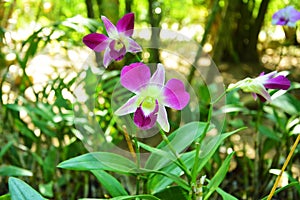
left=114, top=40, right=124, bottom=51
left=142, top=96, right=155, bottom=109
left=137, top=85, right=162, bottom=116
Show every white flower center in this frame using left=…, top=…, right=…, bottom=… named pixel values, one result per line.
left=114, top=40, right=124, bottom=51
left=137, top=85, right=162, bottom=116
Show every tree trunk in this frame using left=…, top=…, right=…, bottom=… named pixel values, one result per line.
left=245, top=0, right=270, bottom=62
left=212, top=0, right=271, bottom=64
left=85, top=0, right=95, bottom=18
left=148, top=0, right=162, bottom=63
left=125, top=0, right=133, bottom=13
left=100, top=0, right=119, bottom=23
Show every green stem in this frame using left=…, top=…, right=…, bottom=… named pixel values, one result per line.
left=135, top=53, right=143, bottom=62
left=133, top=136, right=141, bottom=195
left=254, top=101, right=263, bottom=198
left=159, top=129, right=192, bottom=181
left=190, top=90, right=226, bottom=199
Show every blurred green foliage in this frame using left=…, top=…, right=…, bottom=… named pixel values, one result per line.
left=0, top=0, right=300, bottom=199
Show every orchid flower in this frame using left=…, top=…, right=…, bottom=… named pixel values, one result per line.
left=83, top=13, right=142, bottom=68
left=115, top=63, right=190, bottom=132
left=228, top=71, right=290, bottom=102
left=272, top=6, right=300, bottom=27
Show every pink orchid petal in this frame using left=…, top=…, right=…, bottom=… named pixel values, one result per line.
left=163, top=79, right=190, bottom=110
left=156, top=104, right=170, bottom=132
left=82, top=33, right=109, bottom=52
left=101, top=16, right=118, bottom=38
left=133, top=103, right=158, bottom=130
left=120, top=63, right=151, bottom=93
left=264, top=75, right=290, bottom=90
left=127, top=37, right=142, bottom=53
left=116, top=13, right=134, bottom=36
left=103, top=49, right=113, bottom=68
left=115, top=96, right=138, bottom=116
left=149, top=63, right=165, bottom=88
left=108, top=40, right=126, bottom=61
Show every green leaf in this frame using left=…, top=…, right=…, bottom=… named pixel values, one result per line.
left=0, top=194, right=11, bottom=200
left=154, top=186, right=189, bottom=200
left=216, top=187, right=238, bottom=200
left=145, top=122, right=210, bottom=170
left=43, top=146, right=57, bottom=182
left=0, top=165, right=32, bottom=177
left=271, top=94, right=300, bottom=115
left=79, top=194, right=160, bottom=200
left=261, top=182, right=299, bottom=200
left=0, top=141, right=14, bottom=159
left=38, top=181, right=53, bottom=198
left=8, top=177, right=44, bottom=200
left=14, top=119, right=37, bottom=141
left=205, top=152, right=235, bottom=200
left=197, top=128, right=245, bottom=173
left=148, top=170, right=190, bottom=191
left=91, top=170, right=128, bottom=197
left=57, top=152, right=137, bottom=173
left=258, top=125, right=281, bottom=141
left=147, top=151, right=195, bottom=193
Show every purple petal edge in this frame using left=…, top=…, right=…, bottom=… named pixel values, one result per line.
left=82, top=33, right=109, bottom=52
left=264, top=75, right=291, bottom=90
left=116, top=13, right=134, bottom=36
left=163, top=79, right=190, bottom=110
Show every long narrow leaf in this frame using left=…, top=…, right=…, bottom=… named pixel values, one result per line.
left=91, top=170, right=128, bottom=197
left=79, top=194, right=160, bottom=200
left=147, top=151, right=195, bottom=193
left=261, top=182, right=299, bottom=200
left=197, top=127, right=246, bottom=173
left=145, top=122, right=210, bottom=170
left=8, top=177, right=44, bottom=200
left=216, top=187, right=238, bottom=200
left=0, top=165, right=32, bottom=177
left=57, top=152, right=137, bottom=174
left=0, top=141, right=14, bottom=159
left=205, top=152, right=235, bottom=200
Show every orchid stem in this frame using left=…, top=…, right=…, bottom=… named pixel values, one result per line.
left=135, top=53, right=143, bottom=62
left=191, top=91, right=226, bottom=199
left=159, top=129, right=191, bottom=180
left=267, top=134, right=300, bottom=200
left=133, top=136, right=141, bottom=195
left=254, top=102, right=263, bottom=198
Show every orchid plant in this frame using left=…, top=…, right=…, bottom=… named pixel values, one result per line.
left=54, top=10, right=297, bottom=200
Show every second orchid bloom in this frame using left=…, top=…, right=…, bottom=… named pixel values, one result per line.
left=83, top=13, right=142, bottom=68
left=228, top=71, right=290, bottom=102
left=115, top=63, right=190, bottom=132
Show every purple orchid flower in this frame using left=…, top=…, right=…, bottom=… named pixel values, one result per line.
left=115, top=63, right=190, bottom=132
left=228, top=71, right=290, bottom=102
left=83, top=13, right=142, bottom=68
left=272, top=6, right=300, bottom=27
